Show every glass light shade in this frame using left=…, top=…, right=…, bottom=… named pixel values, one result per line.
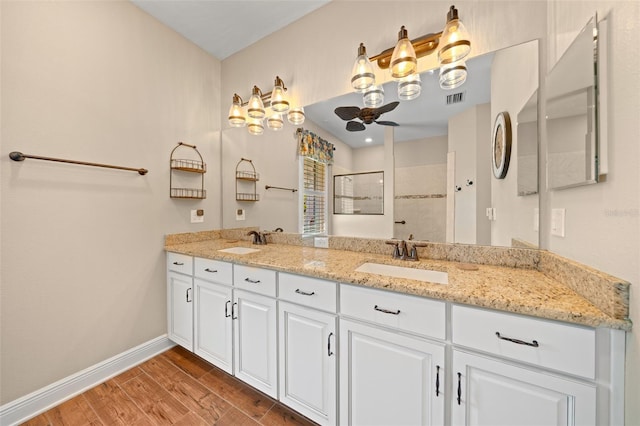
left=267, top=113, right=284, bottom=131
left=398, top=73, right=422, bottom=100
left=270, top=77, right=290, bottom=113
left=247, top=117, right=264, bottom=135
left=228, top=101, right=246, bottom=127
left=287, top=106, right=305, bottom=125
left=439, top=60, right=467, bottom=89
left=363, top=84, right=384, bottom=107
left=438, top=6, right=471, bottom=65
left=247, top=86, right=266, bottom=119
left=390, top=26, right=417, bottom=79
left=351, top=43, right=375, bottom=92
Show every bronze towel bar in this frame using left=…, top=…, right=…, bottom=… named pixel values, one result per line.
left=9, top=151, right=148, bottom=175
left=265, top=185, right=297, bottom=193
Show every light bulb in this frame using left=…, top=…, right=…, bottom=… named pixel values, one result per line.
left=351, top=43, right=375, bottom=92
left=363, top=85, right=384, bottom=107
left=267, top=113, right=284, bottom=131
left=438, top=5, right=471, bottom=66
left=390, top=26, right=417, bottom=79
left=287, top=106, right=305, bottom=125
left=398, top=73, right=422, bottom=100
left=270, top=76, right=290, bottom=113
left=247, top=117, right=264, bottom=135
left=247, top=86, right=265, bottom=119
left=228, top=94, right=246, bottom=127
left=439, top=60, right=467, bottom=89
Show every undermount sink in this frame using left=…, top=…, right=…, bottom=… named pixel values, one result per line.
left=355, top=262, right=448, bottom=284
left=218, top=247, right=261, bottom=255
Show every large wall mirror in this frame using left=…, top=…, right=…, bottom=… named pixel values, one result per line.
left=221, top=40, right=540, bottom=249
left=546, top=16, right=603, bottom=190
left=305, top=40, right=540, bottom=248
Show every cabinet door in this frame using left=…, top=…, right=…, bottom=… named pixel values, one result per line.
left=233, top=289, right=278, bottom=398
left=279, top=301, right=336, bottom=426
left=340, top=319, right=445, bottom=426
left=451, top=350, right=596, bottom=426
left=167, top=271, right=193, bottom=351
left=194, top=279, right=233, bottom=374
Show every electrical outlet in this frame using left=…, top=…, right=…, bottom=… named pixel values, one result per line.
left=314, top=237, right=329, bottom=248
left=190, top=209, right=204, bottom=223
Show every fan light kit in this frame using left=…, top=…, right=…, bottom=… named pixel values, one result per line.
left=351, top=4, right=471, bottom=101
left=227, top=76, right=305, bottom=135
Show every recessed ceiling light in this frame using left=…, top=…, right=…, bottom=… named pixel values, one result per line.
left=365, top=137, right=373, bottom=143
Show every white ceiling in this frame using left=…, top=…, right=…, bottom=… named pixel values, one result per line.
left=131, top=0, right=330, bottom=60
left=131, top=0, right=492, bottom=149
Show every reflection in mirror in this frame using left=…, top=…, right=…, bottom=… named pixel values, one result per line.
left=546, top=16, right=599, bottom=190
left=304, top=40, right=539, bottom=248
left=517, top=90, right=538, bottom=196
left=334, top=171, right=384, bottom=215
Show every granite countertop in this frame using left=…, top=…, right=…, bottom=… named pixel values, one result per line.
left=165, top=236, right=631, bottom=331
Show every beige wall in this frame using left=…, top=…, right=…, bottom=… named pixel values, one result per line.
left=0, top=0, right=221, bottom=403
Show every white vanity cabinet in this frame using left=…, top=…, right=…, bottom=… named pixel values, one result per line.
left=450, top=304, right=618, bottom=426
left=278, top=273, right=337, bottom=426
left=167, top=253, right=194, bottom=351
left=339, top=284, right=446, bottom=426
left=233, top=265, right=278, bottom=398
left=193, top=258, right=233, bottom=373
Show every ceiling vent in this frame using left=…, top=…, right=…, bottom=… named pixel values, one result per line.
left=446, top=91, right=466, bottom=105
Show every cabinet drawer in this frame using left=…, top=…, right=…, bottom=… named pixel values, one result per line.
left=194, top=258, right=233, bottom=284
left=167, top=252, right=192, bottom=275
left=452, top=304, right=596, bottom=379
left=233, top=264, right=277, bottom=297
left=340, top=284, right=446, bottom=340
left=279, top=272, right=337, bottom=313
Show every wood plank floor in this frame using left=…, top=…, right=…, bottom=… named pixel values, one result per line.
left=22, top=346, right=317, bottom=426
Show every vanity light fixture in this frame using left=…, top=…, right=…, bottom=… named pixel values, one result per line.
left=228, top=76, right=304, bottom=135
left=351, top=5, right=471, bottom=96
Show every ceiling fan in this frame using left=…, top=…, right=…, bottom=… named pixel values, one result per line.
left=334, top=101, right=400, bottom=132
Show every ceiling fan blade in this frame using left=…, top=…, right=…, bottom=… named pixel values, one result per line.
left=346, top=121, right=366, bottom=132
left=375, top=101, right=400, bottom=115
left=335, top=106, right=362, bottom=121
left=375, top=120, right=399, bottom=127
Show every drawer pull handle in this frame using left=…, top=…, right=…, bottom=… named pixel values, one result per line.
left=495, top=332, right=539, bottom=348
left=327, top=332, right=334, bottom=357
left=186, top=288, right=192, bottom=303
left=173, top=261, right=184, bottom=266
left=374, top=305, right=401, bottom=315
left=244, top=278, right=261, bottom=284
left=204, top=268, right=218, bottom=273
left=295, top=289, right=316, bottom=296
left=457, top=372, right=462, bottom=405
left=225, top=300, right=231, bottom=318
left=435, top=365, right=440, bottom=397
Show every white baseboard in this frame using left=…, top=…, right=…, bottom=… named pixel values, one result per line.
left=0, top=335, right=175, bottom=426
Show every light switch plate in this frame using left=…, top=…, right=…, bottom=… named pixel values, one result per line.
left=534, top=208, right=539, bottom=232
left=551, top=208, right=565, bottom=237
left=236, top=208, right=245, bottom=221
